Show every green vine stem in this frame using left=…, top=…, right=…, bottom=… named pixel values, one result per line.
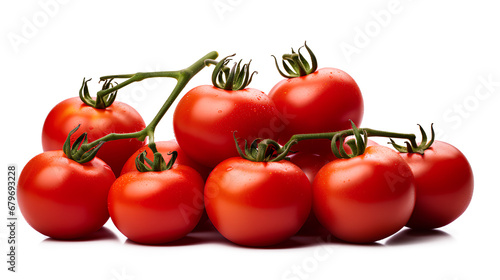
left=235, top=122, right=435, bottom=162
left=286, top=123, right=434, bottom=157
left=67, top=51, right=219, bottom=163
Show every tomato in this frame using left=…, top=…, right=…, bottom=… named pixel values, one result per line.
left=313, top=146, right=415, bottom=243
left=120, top=140, right=211, bottom=180
left=42, top=97, right=146, bottom=177
left=108, top=165, right=205, bottom=244
left=291, top=139, right=379, bottom=235
left=269, top=68, right=364, bottom=154
left=120, top=140, right=213, bottom=230
left=173, top=85, right=283, bottom=168
left=17, top=151, right=115, bottom=239
left=204, top=158, right=311, bottom=247
left=399, top=141, right=474, bottom=229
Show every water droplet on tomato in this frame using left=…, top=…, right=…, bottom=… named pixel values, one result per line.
left=226, top=167, right=233, bottom=171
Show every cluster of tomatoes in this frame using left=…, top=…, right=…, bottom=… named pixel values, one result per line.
left=17, top=44, right=474, bottom=246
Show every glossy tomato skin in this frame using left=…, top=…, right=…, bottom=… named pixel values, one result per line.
left=269, top=68, right=364, bottom=154
left=205, top=158, right=311, bottom=247
left=120, top=140, right=212, bottom=180
left=313, top=146, right=415, bottom=243
left=400, top=141, right=474, bottom=229
left=291, top=139, right=379, bottom=235
left=42, top=97, right=146, bottom=177
left=108, top=165, right=204, bottom=244
left=18, top=151, right=115, bottom=239
left=173, top=85, right=282, bottom=168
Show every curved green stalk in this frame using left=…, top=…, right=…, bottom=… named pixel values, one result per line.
left=234, top=123, right=434, bottom=163
left=69, top=51, right=219, bottom=163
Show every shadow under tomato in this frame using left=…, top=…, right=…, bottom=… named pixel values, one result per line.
left=123, top=226, right=230, bottom=247
left=236, top=231, right=384, bottom=250
left=124, top=236, right=205, bottom=247
left=191, top=216, right=216, bottom=233
left=384, top=228, right=453, bottom=246
left=42, top=227, right=119, bottom=243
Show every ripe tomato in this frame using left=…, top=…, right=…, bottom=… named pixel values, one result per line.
left=108, top=165, right=205, bottom=244
left=399, top=141, right=474, bottom=229
left=269, top=68, right=364, bottom=154
left=313, top=146, right=415, bottom=243
left=42, top=97, right=146, bottom=177
left=173, top=86, right=282, bottom=168
left=204, top=158, right=311, bottom=247
left=291, top=139, right=378, bottom=235
left=120, top=140, right=211, bottom=180
left=18, top=151, right=115, bottom=239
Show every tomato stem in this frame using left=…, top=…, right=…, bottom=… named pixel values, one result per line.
left=235, top=123, right=435, bottom=162
left=134, top=143, right=176, bottom=172
left=288, top=128, right=418, bottom=146
left=71, top=51, right=219, bottom=161
left=283, top=124, right=434, bottom=157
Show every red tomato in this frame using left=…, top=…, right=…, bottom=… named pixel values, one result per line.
left=291, top=139, right=378, bottom=235
left=173, top=85, right=282, bottom=168
left=204, top=158, right=311, bottom=247
left=269, top=68, right=364, bottom=154
left=399, top=141, right=474, bottom=229
left=42, top=97, right=146, bottom=177
left=120, top=140, right=211, bottom=180
left=313, top=146, right=415, bottom=243
left=108, top=165, right=205, bottom=244
left=17, top=151, right=115, bottom=239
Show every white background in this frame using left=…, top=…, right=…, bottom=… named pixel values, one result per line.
left=1, top=0, right=500, bottom=279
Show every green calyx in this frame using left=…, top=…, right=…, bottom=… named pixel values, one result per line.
left=62, top=124, right=104, bottom=163
left=233, top=132, right=296, bottom=162
left=389, top=124, right=435, bottom=154
left=331, top=121, right=368, bottom=159
left=272, top=41, right=318, bottom=78
left=135, top=143, right=176, bottom=172
left=79, top=78, right=118, bottom=109
left=209, top=54, right=257, bottom=90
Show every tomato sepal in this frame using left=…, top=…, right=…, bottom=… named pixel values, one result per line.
left=233, top=132, right=296, bottom=162
left=209, top=54, right=257, bottom=90
left=78, top=78, right=118, bottom=109
left=389, top=124, right=435, bottom=155
left=331, top=120, right=368, bottom=159
left=272, top=41, right=318, bottom=78
left=134, top=142, right=176, bottom=172
left=62, top=124, right=104, bottom=163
